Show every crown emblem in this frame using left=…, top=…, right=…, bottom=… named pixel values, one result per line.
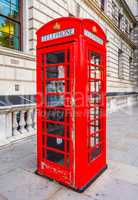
left=92, top=26, right=97, bottom=33
left=53, top=22, right=61, bottom=30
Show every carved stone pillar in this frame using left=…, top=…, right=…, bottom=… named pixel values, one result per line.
left=12, top=111, right=20, bottom=136
left=19, top=110, right=28, bottom=134
left=26, top=109, right=34, bottom=133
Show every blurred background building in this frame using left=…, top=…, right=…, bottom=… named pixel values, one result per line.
left=0, top=0, right=138, bottom=145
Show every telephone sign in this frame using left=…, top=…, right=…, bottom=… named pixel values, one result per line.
left=41, top=28, right=75, bottom=42
left=36, top=17, right=107, bottom=192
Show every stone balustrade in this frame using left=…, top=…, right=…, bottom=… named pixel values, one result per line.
left=107, top=94, right=138, bottom=112
left=0, top=104, right=36, bottom=147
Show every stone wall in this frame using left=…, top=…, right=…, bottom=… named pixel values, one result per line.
left=0, top=47, right=35, bottom=96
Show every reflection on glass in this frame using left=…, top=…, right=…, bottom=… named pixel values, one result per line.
left=90, top=52, right=101, bottom=65
left=10, top=21, right=19, bottom=36
left=47, top=109, right=64, bottom=122
left=46, top=51, right=65, bottom=64
left=47, top=136, right=64, bottom=151
left=90, top=146, right=101, bottom=160
left=47, top=80, right=65, bottom=93
left=47, top=123, right=64, bottom=136
left=46, top=150, right=64, bottom=165
left=0, top=0, right=19, bottom=19
left=90, top=67, right=100, bottom=79
left=0, top=1, right=10, bottom=17
left=9, top=35, right=19, bottom=49
left=11, top=0, right=19, bottom=5
left=47, top=66, right=64, bottom=78
left=90, top=81, right=100, bottom=92
left=0, top=16, right=10, bottom=34
left=0, top=2, right=20, bottom=50
left=0, top=32, right=9, bottom=47
left=47, top=95, right=64, bottom=106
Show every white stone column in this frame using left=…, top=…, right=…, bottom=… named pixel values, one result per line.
left=26, top=109, right=34, bottom=133
left=0, top=110, right=10, bottom=146
left=19, top=110, right=28, bottom=134
left=12, top=111, right=20, bottom=136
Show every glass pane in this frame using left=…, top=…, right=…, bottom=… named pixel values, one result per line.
left=89, top=146, right=101, bottom=161
left=11, top=5, right=19, bottom=20
left=91, top=81, right=101, bottom=92
left=0, top=32, right=9, bottom=47
left=46, top=66, right=64, bottom=78
left=47, top=80, right=65, bottom=93
left=46, top=51, right=65, bottom=64
left=9, top=35, right=19, bottom=50
left=47, top=123, right=64, bottom=136
left=47, top=136, right=64, bottom=151
left=47, top=109, right=64, bottom=122
left=90, top=66, right=101, bottom=79
left=46, top=150, right=64, bottom=165
left=47, top=95, right=64, bottom=106
left=0, top=16, right=10, bottom=34
left=90, top=107, right=100, bottom=119
left=11, top=0, right=19, bottom=6
left=90, top=52, right=101, bottom=65
left=0, top=1, right=10, bottom=17
left=9, top=21, right=19, bottom=37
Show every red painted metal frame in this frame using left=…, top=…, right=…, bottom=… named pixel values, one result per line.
left=36, top=17, right=107, bottom=191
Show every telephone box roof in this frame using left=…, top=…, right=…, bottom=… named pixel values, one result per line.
left=36, top=17, right=106, bottom=47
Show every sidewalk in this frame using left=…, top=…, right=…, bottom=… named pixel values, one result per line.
left=0, top=105, right=138, bottom=200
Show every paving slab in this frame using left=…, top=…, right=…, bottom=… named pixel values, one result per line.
left=0, top=168, right=60, bottom=200
left=84, top=172, right=138, bottom=200
left=50, top=188, right=94, bottom=200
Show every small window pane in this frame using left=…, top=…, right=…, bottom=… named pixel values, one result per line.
left=0, top=1, right=10, bottom=17
left=11, top=5, right=19, bottom=20
left=47, top=95, right=64, bottom=107
left=46, top=51, right=65, bottom=64
left=46, top=150, right=64, bottom=165
left=47, top=123, right=64, bottom=136
left=9, top=21, right=19, bottom=37
left=11, top=0, right=19, bottom=6
left=0, top=32, right=9, bottom=47
left=47, top=136, right=64, bottom=151
left=46, top=66, right=64, bottom=78
left=0, top=16, right=10, bottom=34
left=47, top=109, right=64, bottom=122
left=47, top=80, right=65, bottom=93
left=89, top=146, right=101, bottom=161
left=9, top=35, right=19, bottom=50
left=89, top=52, right=101, bottom=65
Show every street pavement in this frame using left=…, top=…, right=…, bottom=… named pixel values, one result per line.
left=0, top=104, right=138, bottom=200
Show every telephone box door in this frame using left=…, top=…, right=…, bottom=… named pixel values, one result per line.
left=75, top=41, right=106, bottom=188
left=38, top=43, right=75, bottom=185
left=87, top=43, right=106, bottom=165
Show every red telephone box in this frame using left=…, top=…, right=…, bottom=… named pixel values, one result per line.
left=36, top=17, right=107, bottom=192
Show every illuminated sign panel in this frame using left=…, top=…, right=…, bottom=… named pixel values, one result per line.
left=41, top=28, right=75, bottom=42
left=84, top=29, right=104, bottom=45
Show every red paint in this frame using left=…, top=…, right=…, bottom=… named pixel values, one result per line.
left=36, top=17, right=107, bottom=191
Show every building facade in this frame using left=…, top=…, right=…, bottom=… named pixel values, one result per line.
left=0, top=0, right=138, bottom=145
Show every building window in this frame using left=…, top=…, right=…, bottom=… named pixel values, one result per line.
left=0, top=0, right=21, bottom=50
left=118, top=49, right=124, bottom=79
left=118, top=12, right=123, bottom=29
left=124, top=18, right=129, bottom=34
left=112, top=1, right=119, bottom=21
left=101, top=0, right=105, bottom=11
left=129, top=56, right=135, bottom=81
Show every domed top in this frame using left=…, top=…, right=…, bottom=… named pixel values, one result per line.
left=36, top=17, right=106, bottom=48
